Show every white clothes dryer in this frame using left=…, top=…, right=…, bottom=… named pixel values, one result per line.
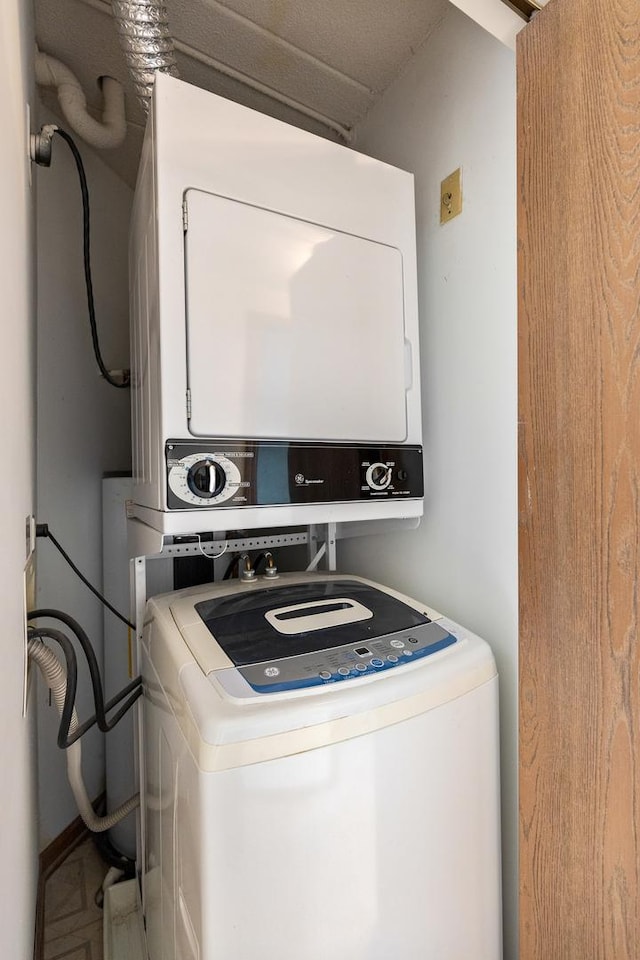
left=129, top=75, right=424, bottom=536
left=140, top=572, right=502, bottom=960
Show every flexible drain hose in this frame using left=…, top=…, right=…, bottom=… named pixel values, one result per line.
left=28, top=638, right=139, bottom=832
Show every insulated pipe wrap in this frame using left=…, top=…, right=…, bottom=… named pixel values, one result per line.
left=111, top=0, right=179, bottom=112
left=35, top=48, right=127, bottom=149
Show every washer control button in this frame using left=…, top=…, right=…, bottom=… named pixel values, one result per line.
left=390, top=639, right=405, bottom=649
left=264, top=666, right=280, bottom=677
left=402, top=650, right=413, bottom=657
left=338, top=667, right=350, bottom=676
left=319, top=670, right=332, bottom=680
left=370, top=658, right=384, bottom=667
left=387, top=654, right=399, bottom=663
left=408, top=637, right=419, bottom=644
left=355, top=663, right=367, bottom=672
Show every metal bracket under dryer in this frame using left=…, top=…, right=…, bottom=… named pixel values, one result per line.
left=307, top=523, right=337, bottom=572
left=129, top=519, right=338, bottom=645
left=126, top=514, right=423, bottom=643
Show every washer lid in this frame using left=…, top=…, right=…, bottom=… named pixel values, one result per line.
left=194, top=579, right=430, bottom=666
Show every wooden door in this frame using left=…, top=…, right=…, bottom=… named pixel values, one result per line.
left=518, top=1, right=640, bottom=957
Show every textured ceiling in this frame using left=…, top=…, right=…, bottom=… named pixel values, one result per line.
left=36, top=0, right=449, bottom=186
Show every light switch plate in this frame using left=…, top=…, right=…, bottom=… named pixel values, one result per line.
left=440, top=168, right=462, bottom=223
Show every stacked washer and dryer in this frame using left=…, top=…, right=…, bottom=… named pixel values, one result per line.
left=128, top=74, right=502, bottom=959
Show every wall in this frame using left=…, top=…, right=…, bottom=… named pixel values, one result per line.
left=35, top=116, right=132, bottom=846
left=340, top=6, right=518, bottom=958
left=0, top=0, right=39, bottom=956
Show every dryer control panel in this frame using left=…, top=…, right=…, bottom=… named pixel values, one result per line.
left=166, top=440, right=423, bottom=510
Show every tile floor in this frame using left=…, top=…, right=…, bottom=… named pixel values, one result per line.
left=43, top=838, right=105, bottom=960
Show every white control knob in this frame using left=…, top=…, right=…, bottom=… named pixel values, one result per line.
left=366, top=462, right=392, bottom=491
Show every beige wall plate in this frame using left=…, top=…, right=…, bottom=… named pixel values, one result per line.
left=441, top=168, right=462, bottom=223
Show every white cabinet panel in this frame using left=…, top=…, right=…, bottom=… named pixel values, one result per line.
left=448, top=0, right=525, bottom=49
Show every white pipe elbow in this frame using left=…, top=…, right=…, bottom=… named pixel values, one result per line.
left=35, top=46, right=127, bottom=150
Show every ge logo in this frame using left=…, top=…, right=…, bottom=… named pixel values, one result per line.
left=295, top=473, right=304, bottom=484
left=264, top=666, right=280, bottom=677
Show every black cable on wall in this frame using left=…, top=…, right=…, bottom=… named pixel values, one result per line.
left=53, top=127, right=130, bottom=390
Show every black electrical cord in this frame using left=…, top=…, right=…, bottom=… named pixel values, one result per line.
left=65, top=676, right=142, bottom=747
left=28, top=626, right=78, bottom=747
left=36, top=523, right=135, bottom=630
left=28, top=609, right=142, bottom=748
left=53, top=127, right=129, bottom=390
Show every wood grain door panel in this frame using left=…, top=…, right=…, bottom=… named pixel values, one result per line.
left=518, top=0, right=640, bottom=957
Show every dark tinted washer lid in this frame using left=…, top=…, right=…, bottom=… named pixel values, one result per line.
left=194, top=580, right=430, bottom=666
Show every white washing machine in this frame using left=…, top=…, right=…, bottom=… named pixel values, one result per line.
left=140, top=572, right=502, bottom=960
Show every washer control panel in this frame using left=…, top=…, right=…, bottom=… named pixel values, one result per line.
left=166, top=440, right=423, bottom=510
left=238, top=621, right=456, bottom=693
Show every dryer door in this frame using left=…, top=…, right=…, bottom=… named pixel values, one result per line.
left=183, top=189, right=408, bottom=442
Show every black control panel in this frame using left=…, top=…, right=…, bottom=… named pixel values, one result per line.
left=165, top=440, right=423, bottom=510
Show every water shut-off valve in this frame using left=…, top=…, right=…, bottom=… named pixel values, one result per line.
left=239, top=552, right=278, bottom=582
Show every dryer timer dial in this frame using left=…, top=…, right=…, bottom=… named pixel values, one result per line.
left=167, top=452, right=242, bottom=507
left=187, top=459, right=226, bottom=499
left=366, top=462, right=393, bottom=491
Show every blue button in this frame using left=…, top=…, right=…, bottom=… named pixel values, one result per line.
left=319, top=670, right=332, bottom=680
left=402, top=650, right=413, bottom=657
left=338, top=667, right=350, bottom=676
left=370, top=658, right=384, bottom=667
left=387, top=654, right=398, bottom=663
left=355, top=663, right=367, bottom=672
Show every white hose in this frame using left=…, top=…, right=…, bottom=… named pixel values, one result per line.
left=35, top=47, right=127, bottom=149
left=28, top=638, right=139, bottom=832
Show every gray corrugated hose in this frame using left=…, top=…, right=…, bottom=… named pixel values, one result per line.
left=111, top=0, right=179, bottom=114
left=28, top=638, right=139, bottom=832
